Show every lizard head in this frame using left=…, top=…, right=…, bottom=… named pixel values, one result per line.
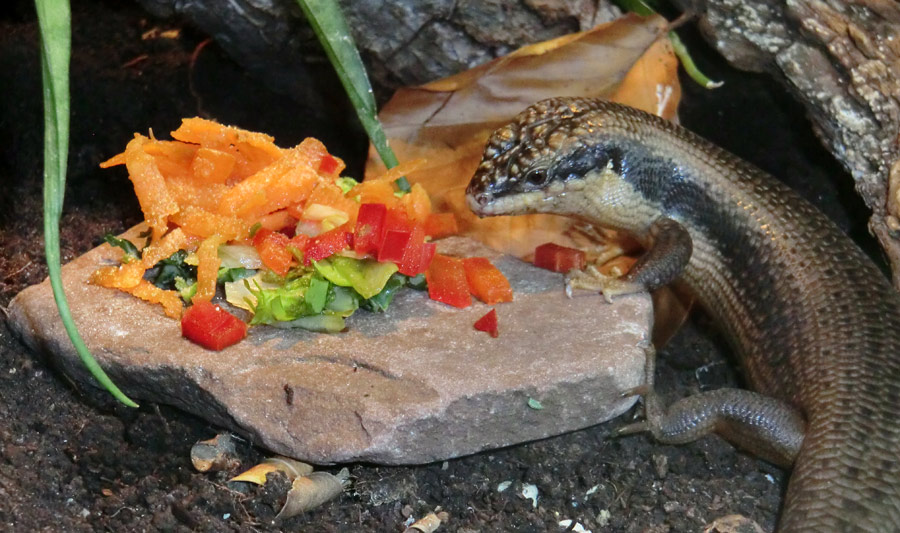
left=466, top=97, right=627, bottom=218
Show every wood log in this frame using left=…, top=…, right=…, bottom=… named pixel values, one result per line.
left=674, top=0, right=900, bottom=285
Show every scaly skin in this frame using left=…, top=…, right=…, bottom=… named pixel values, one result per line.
left=466, top=98, right=900, bottom=532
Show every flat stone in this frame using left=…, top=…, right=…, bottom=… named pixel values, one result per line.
left=8, top=228, right=652, bottom=464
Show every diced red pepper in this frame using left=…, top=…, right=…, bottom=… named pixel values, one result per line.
left=426, top=254, right=472, bottom=308
left=318, top=154, right=340, bottom=176
left=253, top=228, right=293, bottom=276
left=354, top=203, right=387, bottom=256
left=378, top=229, right=411, bottom=263
left=397, top=224, right=429, bottom=276
left=305, top=226, right=352, bottom=263
left=473, top=308, right=499, bottom=338
left=534, top=242, right=586, bottom=273
left=423, top=212, right=458, bottom=240
left=377, top=208, right=413, bottom=263
left=181, top=301, right=247, bottom=350
left=399, top=240, right=435, bottom=277
left=287, top=234, right=310, bottom=262
left=463, top=257, right=513, bottom=304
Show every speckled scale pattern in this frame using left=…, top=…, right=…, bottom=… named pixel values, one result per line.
left=467, top=98, right=900, bottom=532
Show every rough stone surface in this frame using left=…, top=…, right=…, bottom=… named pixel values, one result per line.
left=8, top=231, right=651, bottom=465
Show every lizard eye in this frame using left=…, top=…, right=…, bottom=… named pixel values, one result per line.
left=524, top=167, right=550, bottom=188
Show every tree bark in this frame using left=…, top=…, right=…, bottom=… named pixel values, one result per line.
left=673, top=0, right=900, bottom=285
left=137, top=0, right=621, bottom=98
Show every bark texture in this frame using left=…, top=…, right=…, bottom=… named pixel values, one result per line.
left=137, top=0, right=620, bottom=96
left=674, top=0, right=900, bottom=285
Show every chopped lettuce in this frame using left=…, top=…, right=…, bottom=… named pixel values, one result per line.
left=268, top=314, right=346, bottom=333
left=218, top=244, right=262, bottom=269
left=336, top=176, right=358, bottom=194
left=174, top=276, right=197, bottom=303
left=224, top=272, right=281, bottom=312
left=217, top=266, right=256, bottom=283
left=303, top=203, right=349, bottom=231
left=326, top=285, right=360, bottom=314
left=314, top=256, right=397, bottom=299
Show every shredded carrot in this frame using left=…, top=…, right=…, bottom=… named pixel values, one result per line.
left=123, top=134, right=180, bottom=242
left=99, top=152, right=125, bottom=168
left=170, top=206, right=249, bottom=241
left=349, top=179, right=399, bottom=209
left=127, top=280, right=183, bottom=318
left=401, top=183, right=432, bottom=222
left=258, top=209, right=296, bottom=231
left=171, top=117, right=283, bottom=181
left=141, top=228, right=193, bottom=268
left=90, top=262, right=145, bottom=290
left=217, top=142, right=321, bottom=219
left=143, top=140, right=197, bottom=180
left=303, top=179, right=359, bottom=223
left=191, top=147, right=236, bottom=185
left=194, top=234, right=225, bottom=303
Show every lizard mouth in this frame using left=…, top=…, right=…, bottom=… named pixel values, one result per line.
left=466, top=189, right=493, bottom=217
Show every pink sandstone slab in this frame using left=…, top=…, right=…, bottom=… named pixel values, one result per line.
left=8, top=230, right=652, bottom=464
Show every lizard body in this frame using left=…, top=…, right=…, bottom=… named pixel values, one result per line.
left=466, top=98, right=900, bottom=532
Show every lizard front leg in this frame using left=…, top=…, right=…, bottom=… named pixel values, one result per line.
left=568, top=217, right=692, bottom=302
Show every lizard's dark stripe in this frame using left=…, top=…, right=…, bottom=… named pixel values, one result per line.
left=467, top=98, right=900, bottom=532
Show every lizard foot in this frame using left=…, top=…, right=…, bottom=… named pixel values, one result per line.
left=565, top=265, right=644, bottom=303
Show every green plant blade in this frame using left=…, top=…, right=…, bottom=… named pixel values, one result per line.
left=667, top=30, right=723, bottom=89
left=36, top=0, right=138, bottom=408
left=613, top=0, right=722, bottom=89
left=295, top=0, right=399, bottom=169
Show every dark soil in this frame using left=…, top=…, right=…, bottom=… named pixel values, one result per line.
left=0, top=2, right=874, bottom=532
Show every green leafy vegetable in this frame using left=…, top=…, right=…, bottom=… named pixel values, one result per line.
left=104, top=234, right=141, bottom=262
left=145, top=250, right=196, bottom=290
left=406, top=273, right=427, bottom=291
left=217, top=267, right=256, bottom=283
left=336, top=176, right=358, bottom=194
left=326, top=285, right=360, bottom=314
left=361, top=272, right=406, bottom=312
left=305, top=276, right=330, bottom=314
left=174, top=277, right=198, bottom=303
left=37, top=0, right=137, bottom=407
left=314, top=256, right=398, bottom=299
left=269, top=314, right=347, bottom=333
left=246, top=274, right=343, bottom=326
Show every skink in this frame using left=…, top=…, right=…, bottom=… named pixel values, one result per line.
left=466, top=98, right=900, bottom=532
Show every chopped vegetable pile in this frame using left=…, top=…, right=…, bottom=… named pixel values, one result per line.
left=93, top=118, right=512, bottom=350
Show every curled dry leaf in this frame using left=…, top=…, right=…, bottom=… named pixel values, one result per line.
left=366, top=13, right=680, bottom=258
left=403, top=512, right=444, bottom=533
left=276, top=467, right=350, bottom=519
left=230, top=456, right=313, bottom=485
left=190, top=433, right=240, bottom=472
left=703, top=514, right=766, bottom=533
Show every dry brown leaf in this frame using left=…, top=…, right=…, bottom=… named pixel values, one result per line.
left=366, top=13, right=681, bottom=258
left=229, top=456, right=313, bottom=485
left=190, top=433, right=239, bottom=472
left=403, top=512, right=444, bottom=533
left=276, top=468, right=349, bottom=519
